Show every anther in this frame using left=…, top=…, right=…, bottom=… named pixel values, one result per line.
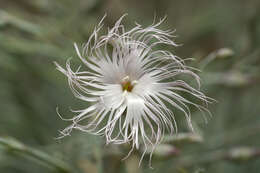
left=121, top=76, right=137, bottom=92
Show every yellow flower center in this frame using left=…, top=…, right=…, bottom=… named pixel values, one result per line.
left=121, top=80, right=134, bottom=92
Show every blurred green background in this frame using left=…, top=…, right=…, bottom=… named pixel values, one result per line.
left=1, top=0, right=260, bottom=172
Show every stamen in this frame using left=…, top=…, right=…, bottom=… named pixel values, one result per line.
left=122, top=80, right=134, bottom=92
left=122, top=76, right=130, bottom=82
left=132, top=80, right=138, bottom=85
left=121, top=76, right=137, bottom=92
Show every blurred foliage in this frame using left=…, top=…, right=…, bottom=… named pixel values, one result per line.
left=0, top=0, right=260, bottom=173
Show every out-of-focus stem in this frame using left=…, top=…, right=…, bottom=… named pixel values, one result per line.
left=174, top=147, right=260, bottom=168
left=200, top=48, right=234, bottom=69
left=163, top=133, right=203, bottom=145
left=0, top=136, right=71, bottom=173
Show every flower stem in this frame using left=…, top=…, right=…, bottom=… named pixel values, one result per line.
left=0, top=136, right=71, bottom=173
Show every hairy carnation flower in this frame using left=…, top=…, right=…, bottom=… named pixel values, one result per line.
left=55, top=15, right=211, bottom=161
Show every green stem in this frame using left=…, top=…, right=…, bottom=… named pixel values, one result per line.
left=0, top=136, right=71, bottom=173
left=173, top=147, right=260, bottom=168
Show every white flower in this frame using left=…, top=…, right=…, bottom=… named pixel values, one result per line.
left=55, top=15, right=211, bottom=162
